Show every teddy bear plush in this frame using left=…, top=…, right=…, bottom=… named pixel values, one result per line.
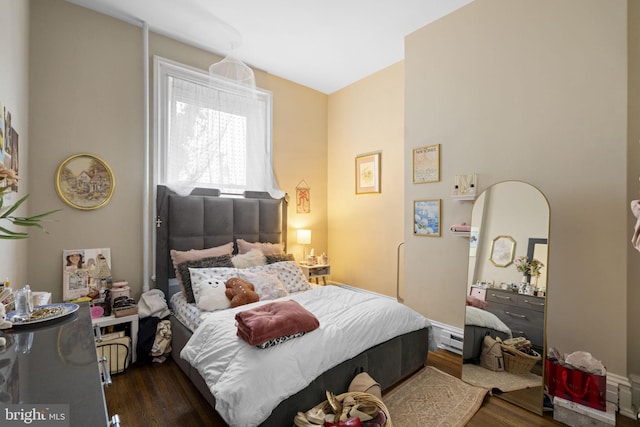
left=225, top=277, right=259, bottom=307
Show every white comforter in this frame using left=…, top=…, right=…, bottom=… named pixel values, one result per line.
left=181, top=285, right=431, bottom=426
left=465, top=306, right=512, bottom=336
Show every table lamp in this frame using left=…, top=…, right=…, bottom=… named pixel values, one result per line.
left=297, top=229, right=311, bottom=262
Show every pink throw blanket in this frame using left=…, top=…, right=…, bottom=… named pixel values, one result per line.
left=235, top=300, right=319, bottom=346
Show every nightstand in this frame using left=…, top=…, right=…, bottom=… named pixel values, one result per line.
left=92, top=313, right=139, bottom=363
left=299, top=264, right=331, bottom=285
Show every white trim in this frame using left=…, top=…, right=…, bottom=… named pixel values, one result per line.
left=429, top=320, right=464, bottom=355
left=630, top=373, right=640, bottom=412
left=142, top=21, right=150, bottom=292
left=607, top=372, right=636, bottom=419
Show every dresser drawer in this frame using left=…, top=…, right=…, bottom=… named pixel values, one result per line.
left=486, top=290, right=518, bottom=306
left=517, top=295, right=546, bottom=313
left=487, top=302, right=544, bottom=349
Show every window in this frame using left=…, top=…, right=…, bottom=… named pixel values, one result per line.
left=154, top=57, right=282, bottom=196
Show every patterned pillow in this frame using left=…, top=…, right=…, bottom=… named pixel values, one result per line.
left=193, top=277, right=231, bottom=311
left=269, top=261, right=312, bottom=293
left=236, top=238, right=284, bottom=255
left=175, top=256, right=234, bottom=303
left=239, top=271, right=288, bottom=301
left=189, top=267, right=239, bottom=303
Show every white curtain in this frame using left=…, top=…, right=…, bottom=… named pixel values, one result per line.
left=158, top=56, right=283, bottom=198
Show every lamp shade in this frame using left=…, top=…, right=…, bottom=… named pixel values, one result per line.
left=297, top=229, right=311, bottom=245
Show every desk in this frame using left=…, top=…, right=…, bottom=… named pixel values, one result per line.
left=0, top=304, right=110, bottom=426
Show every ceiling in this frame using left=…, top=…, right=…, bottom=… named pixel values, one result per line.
left=66, top=0, right=472, bottom=94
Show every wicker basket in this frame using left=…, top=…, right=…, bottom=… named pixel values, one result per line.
left=305, top=391, right=392, bottom=427
left=113, top=305, right=138, bottom=318
left=501, top=345, right=541, bottom=374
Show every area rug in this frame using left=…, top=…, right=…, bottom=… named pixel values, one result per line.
left=384, top=366, right=488, bottom=427
left=461, top=363, right=541, bottom=392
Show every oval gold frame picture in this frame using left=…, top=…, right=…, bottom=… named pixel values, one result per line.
left=55, top=154, right=115, bottom=210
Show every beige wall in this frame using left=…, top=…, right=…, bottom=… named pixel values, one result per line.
left=327, top=62, right=404, bottom=297
left=26, top=0, right=328, bottom=302
left=0, top=1, right=30, bottom=289
left=404, top=0, right=630, bottom=377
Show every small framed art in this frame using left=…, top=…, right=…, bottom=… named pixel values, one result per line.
left=413, top=199, right=441, bottom=237
left=355, top=152, right=381, bottom=194
left=489, top=235, right=515, bottom=267
left=412, top=144, right=440, bottom=183
left=62, top=247, right=112, bottom=301
left=55, top=153, right=115, bottom=210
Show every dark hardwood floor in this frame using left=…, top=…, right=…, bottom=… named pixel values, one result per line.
left=105, top=349, right=640, bottom=427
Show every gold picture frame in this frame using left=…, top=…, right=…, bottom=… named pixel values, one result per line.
left=412, top=144, right=440, bottom=183
left=413, top=199, right=441, bottom=237
left=355, top=152, right=381, bottom=194
left=55, top=153, right=115, bottom=210
left=489, top=235, right=516, bottom=267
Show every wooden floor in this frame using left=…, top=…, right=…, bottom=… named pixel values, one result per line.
left=105, top=349, right=640, bottom=427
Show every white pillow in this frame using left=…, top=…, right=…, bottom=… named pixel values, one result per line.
left=231, top=248, right=267, bottom=269
left=236, top=238, right=285, bottom=255
left=195, top=278, right=231, bottom=311
left=239, top=271, right=288, bottom=301
left=189, top=267, right=238, bottom=307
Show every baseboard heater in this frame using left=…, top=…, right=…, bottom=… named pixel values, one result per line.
left=431, top=320, right=464, bottom=355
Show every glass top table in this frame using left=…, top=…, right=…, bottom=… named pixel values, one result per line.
left=0, top=303, right=109, bottom=426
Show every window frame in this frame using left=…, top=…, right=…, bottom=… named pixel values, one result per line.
left=153, top=56, right=274, bottom=194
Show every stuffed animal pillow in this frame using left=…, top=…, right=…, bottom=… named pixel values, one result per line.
left=225, top=277, right=259, bottom=307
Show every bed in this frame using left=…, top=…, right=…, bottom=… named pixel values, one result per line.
left=155, top=185, right=432, bottom=426
left=463, top=305, right=512, bottom=361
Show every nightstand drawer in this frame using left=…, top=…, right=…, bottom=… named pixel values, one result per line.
left=310, top=265, right=330, bottom=276
left=299, top=264, right=331, bottom=285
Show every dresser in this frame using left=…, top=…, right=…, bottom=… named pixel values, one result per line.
left=0, top=304, right=111, bottom=426
left=485, top=288, right=545, bottom=353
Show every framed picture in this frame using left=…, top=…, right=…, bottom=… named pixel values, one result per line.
left=55, top=153, right=115, bottom=210
left=489, top=235, right=515, bottom=267
left=413, top=199, right=441, bottom=237
left=295, top=179, right=311, bottom=213
left=355, top=152, right=381, bottom=194
left=62, top=247, right=112, bottom=301
left=412, top=144, right=440, bottom=183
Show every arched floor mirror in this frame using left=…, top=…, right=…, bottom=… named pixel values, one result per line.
left=461, top=181, right=550, bottom=415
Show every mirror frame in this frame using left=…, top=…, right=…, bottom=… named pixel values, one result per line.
left=462, top=181, right=550, bottom=416
left=489, top=235, right=515, bottom=267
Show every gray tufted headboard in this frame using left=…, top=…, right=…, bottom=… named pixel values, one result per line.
left=155, top=185, right=287, bottom=298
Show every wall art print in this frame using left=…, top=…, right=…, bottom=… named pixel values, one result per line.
left=412, top=144, right=440, bottom=183
left=55, top=153, right=115, bottom=210
left=62, top=247, right=112, bottom=301
left=296, top=179, right=311, bottom=213
left=356, top=152, right=381, bottom=194
left=413, top=199, right=441, bottom=237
